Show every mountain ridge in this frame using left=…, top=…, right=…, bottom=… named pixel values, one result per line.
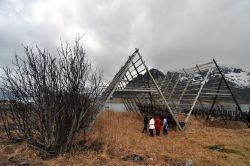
left=147, top=67, right=250, bottom=103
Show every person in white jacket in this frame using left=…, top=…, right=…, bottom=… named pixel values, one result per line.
left=148, top=117, right=155, bottom=137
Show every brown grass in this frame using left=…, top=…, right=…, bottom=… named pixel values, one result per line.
left=0, top=110, right=250, bottom=165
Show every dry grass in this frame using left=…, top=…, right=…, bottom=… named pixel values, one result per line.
left=0, top=110, right=250, bottom=165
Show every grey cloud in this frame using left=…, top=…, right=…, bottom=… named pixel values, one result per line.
left=0, top=0, right=250, bottom=81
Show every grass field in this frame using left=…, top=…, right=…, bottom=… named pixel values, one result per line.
left=0, top=110, right=250, bottom=165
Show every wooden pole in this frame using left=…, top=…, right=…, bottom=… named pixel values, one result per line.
left=213, top=59, right=249, bottom=128
left=184, top=65, right=213, bottom=125
left=137, top=50, right=183, bottom=130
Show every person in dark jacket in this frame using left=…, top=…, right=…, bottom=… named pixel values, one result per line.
left=142, top=113, right=148, bottom=133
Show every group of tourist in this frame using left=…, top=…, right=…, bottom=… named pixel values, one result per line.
left=142, top=114, right=168, bottom=137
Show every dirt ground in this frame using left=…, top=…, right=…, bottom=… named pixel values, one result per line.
left=0, top=110, right=250, bottom=166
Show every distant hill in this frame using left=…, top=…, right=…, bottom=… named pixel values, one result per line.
left=136, top=67, right=250, bottom=103
left=221, top=67, right=250, bottom=103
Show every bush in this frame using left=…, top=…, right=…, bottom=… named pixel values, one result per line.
left=0, top=37, right=104, bottom=154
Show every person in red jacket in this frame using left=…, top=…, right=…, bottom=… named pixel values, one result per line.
left=155, top=115, right=161, bottom=136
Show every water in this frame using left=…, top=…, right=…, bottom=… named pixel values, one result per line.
left=240, top=104, right=250, bottom=112
left=105, top=103, right=126, bottom=112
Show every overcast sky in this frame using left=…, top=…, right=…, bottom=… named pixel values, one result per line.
left=0, top=0, right=250, bottom=81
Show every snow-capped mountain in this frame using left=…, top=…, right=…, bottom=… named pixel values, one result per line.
left=218, top=67, right=250, bottom=103
left=148, top=67, right=250, bottom=103
left=222, top=67, right=250, bottom=89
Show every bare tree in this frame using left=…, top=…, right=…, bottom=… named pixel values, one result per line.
left=0, top=37, right=104, bottom=154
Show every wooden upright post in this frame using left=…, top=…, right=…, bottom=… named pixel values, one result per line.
left=213, top=59, right=249, bottom=128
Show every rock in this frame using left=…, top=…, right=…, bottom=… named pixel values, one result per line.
left=185, top=160, right=193, bottom=166
left=0, top=161, right=6, bottom=166
left=208, top=145, right=224, bottom=151
left=175, top=161, right=185, bottom=166
left=174, top=160, right=192, bottom=166
left=19, top=160, right=29, bottom=166
left=123, top=154, right=144, bottom=162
